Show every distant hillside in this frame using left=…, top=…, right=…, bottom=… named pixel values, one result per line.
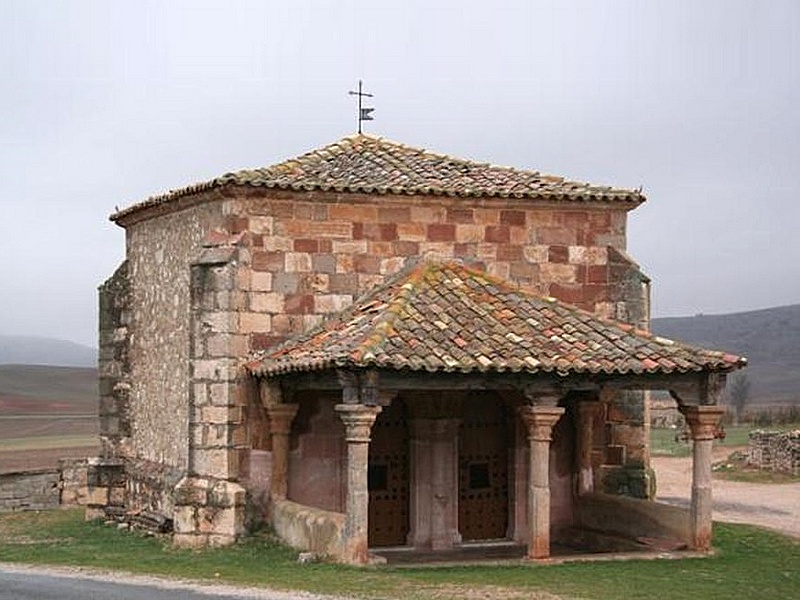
left=0, top=365, right=97, bottom=414
left=652, top=304, right=800, bottom=404
left=0, top=335, right=96, bottom=367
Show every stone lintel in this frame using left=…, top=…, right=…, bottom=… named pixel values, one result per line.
left=668, top=372, right=727, bottom=408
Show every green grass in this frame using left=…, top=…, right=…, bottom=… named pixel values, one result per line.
left=1, top=509, right=798, bottom=599
left=650, top=425, right=759, bottom=457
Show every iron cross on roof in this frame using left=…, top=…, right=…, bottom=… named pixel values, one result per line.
left=348, top=80, right=375, bottom=134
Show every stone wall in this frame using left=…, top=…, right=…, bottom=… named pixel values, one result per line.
left=0, top=460, right=96, bottom=512
left=229, top=190, right=636, bottom=353
left=126, top=198, right=225, bottom=471
left=747, top=430, right=800, bottom=475
left=0, top=470, right=60, bottom=511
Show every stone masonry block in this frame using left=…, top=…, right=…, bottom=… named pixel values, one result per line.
left=314, top=294, right=353, bottom=314
left=209, top=383, right=232, bottom=406
left=523, top=245, right=549, bottom=263
left=328, top=204, right=378, bottom=222
left=173, top=505, right=198, bottom=533
left=203, top=312, right=238, bottom=334
left=251, top=271, right=273, bottom=292
left=307, top=273, right=330, bottom=293
left=419, top=242, right=454, bottom=257
left=251, top=292, right=285, bottom=313
left=410, top=205, right=445, bottom=223
left=380, top=256, right=406, bottom=275
left=455, top=224, right=484, bottom=243
left=332, top=239, right=368, bottom=254
left=249, top=216, right=274, bottom=234
left=208, top=480, right=246, bottom=508
left=285, top=252, right=313, bottom=273
left=539, top=263, right=579, bottom=284
left=239, top=312, right=272, bottom=334
left=201, top=405, right=241, bottom=425
left=193, top=449, right=237, bottom=479
left=397, top=222, right=427, bottom=241
left=263, top=236, right=293, bottom=252
left=474, top=208, right=500, bottom=225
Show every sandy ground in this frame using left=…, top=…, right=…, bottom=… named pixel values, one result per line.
left=652, top=446, right=800, bottom=539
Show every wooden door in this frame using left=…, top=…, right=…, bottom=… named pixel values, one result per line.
left=368, top=400, right=409, bottom=547
left=458, top=394, right=509, bottom=541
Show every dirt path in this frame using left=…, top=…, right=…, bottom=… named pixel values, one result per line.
left=652, top=447, right=800, bottom=539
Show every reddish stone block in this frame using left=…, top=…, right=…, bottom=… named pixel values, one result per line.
left=250, top=234, right=263, bottom=247
left=294, top=203, right=315, bottom=220
left=549, top=283, right=583, bottom=306
left=275, top=201, right=297, bottom=218
left=536, top=227, right=575, bottom=245
left=281, top=220, right=352, bottom=239
left=368, top=241, right=393, bottom=256
left=474, top=208, right=499, bottom=225
left=393, top=240, right=420, bottom=256
left=410, top=205, right=445, bottom=223
left=497, top=244, right=523, bottom=261
left=588, top=210, right=611, bottom=230
left=250, top=333, right=285, bottom=351
left=587, top=265, right=608, bottom=284
left=378, top=206, right=411, bottom=223
left=225, top=216, right=249, bottom=234
left=251, top=251, right=284, bottom=272
left=294, top=239, right=319, bottom=253
left=397, top=222, right=427, bottom=241
left=484, top=225, right=510, bottom=244
left=329, top=273, right=359, bottom=293
left=556, top=211, right=589, bottom=230
left=446, top=207, right=474, bottom=224
left=329, top=204, right=378, bottom=222
left=454, top=242, right=477, bottom=257
left=318, top=239, right=333, bottom=253
left=284, top=294, right=315, bottom=314
left=548, top=245, right=569, bottom=263
left=427, top=223, right=456, bottom=242
left=500, top=210, right=526, bottom=226
left=354, top=254, right=382, bottom=274
left=361, top=223, right=398, bottom=241
left=510, top=261, right=538, bottom=280
left=352, top=222, right=364, bottom=240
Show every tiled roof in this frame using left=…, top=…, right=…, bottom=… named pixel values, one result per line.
left=246, top=260, right=746, bottom=378
left=111, top=134, right=644, bottom=222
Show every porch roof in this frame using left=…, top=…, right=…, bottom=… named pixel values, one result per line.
left=246, top=260, right=746, bottom=378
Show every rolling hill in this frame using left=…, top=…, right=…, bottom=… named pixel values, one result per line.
left=652, top=304, right=800, bottom=404
left=0, top=335, right=96, bottom=368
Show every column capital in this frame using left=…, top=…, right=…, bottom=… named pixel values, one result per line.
left=266, top=403, right=299, bottom=436
left=680, top=405, right=725, bottom=441
left=335, top=404, right=382, bottom=443
left=518, top=405, right=565, bottom=442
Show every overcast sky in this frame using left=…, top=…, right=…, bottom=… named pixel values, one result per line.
left=1, top=1, right=798, bottom=347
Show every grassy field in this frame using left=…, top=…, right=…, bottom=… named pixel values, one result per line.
left=650, top=424, right=799, bottom=457
left=0, top=509, right=797, bottom=600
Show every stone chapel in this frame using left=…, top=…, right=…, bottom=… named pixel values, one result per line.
left=94, top=134, right=745, bottom=563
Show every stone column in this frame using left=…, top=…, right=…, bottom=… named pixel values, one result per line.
left=681, top=405, right=725, bottom=551
left=519, top=405, right=565, bottom=559
left=576, top=400, right=599, bottom=496
left=265, top=403, right=299, bottom=502
left=335, top=403, right=382, bottom=564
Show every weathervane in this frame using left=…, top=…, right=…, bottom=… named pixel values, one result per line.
left=348, top=80, right=375, bottom=134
